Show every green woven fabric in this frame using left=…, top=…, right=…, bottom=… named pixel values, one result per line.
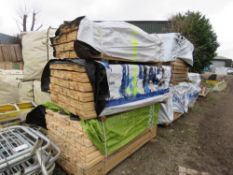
left=43, top=102, right=70, bottom=114
left=81, top=104, right=160, bottom=156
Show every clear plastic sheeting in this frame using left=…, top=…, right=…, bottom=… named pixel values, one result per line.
left=99, top=63, right=171, bottom=116
left=78, top=17, right=194, bottom=64
left=158, top=82, right=201, bottom=124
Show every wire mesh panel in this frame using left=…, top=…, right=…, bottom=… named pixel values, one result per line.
left=0, top=126, right=60, bottom=175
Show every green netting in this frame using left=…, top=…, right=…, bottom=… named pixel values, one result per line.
left=43, top=102, right=70, bottom=114
left=81, top=104, right=160, bottom=156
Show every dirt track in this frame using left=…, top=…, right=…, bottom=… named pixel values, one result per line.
left=54, top=76, right=233, bottom=175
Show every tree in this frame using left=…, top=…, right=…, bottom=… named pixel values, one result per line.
left=170, top=11, right=219, bottom=72
left=16, top=1, right=43, bottom=32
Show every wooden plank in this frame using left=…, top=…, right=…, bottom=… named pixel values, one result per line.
left=14, top=45, right=23, bottom=62
left=50, top=84, right=94, bottom=102
left=50, top=63, right=86, bottom=72
left=0, top=46, right=4, bottom=61
left=172, top=74, right=188, bottom=79
left=51, top=69, right=90, bottom=83
left=50, top=76, right=92, bottom=92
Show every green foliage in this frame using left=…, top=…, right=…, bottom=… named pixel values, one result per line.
left=170, top=11, right=219, bottom=72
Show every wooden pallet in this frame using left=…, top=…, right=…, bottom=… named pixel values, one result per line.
left=46, top=110, right=156, bottom=175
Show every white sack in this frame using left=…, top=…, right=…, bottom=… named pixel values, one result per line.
left=33, top=81, right=51, bottom=104
left=78, top=18, right=194, bottom=65
left=0, top=70, right=23, bottom=105
left=22, top=28, right=55, bottom=81
left=158, top=82, right=200, bottom=124
left=19, top=81, right=34, bottom=102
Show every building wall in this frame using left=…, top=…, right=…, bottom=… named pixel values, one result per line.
left=0, top=33, right=19, bottom=44
left=211, top=60, right=226, bottom=67
left=127, top=21, right=171, bottom=33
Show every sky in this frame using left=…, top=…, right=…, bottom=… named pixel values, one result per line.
left=0, top=0, right=232, bottom=59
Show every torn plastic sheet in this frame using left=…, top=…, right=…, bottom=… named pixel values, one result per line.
left=76, top=17, right=193, bottom=65
left=158, top=82, right=201, bottom=124
left=41, top=59, right=171, bottom=117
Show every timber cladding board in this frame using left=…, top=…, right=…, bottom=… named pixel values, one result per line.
left=46, top=110, right=156, bottom=175
left=170, top=59, right=189, bottom=84
left=0, top=44, right=22, bottom=62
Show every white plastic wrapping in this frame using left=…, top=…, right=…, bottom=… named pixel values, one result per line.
left=158, top=82, right=201, bottom=124
left=33, top=81, right=51, bottom=105
left=99, top=63, right=171, bottom=116
left=157, top=33, right=194, bottom=66
left=19, top=81, right=34, bottom=102
left=78, top=18, right=194, bottom=65
left=22, top=28, right=55, bottom=81
left=0, top=70, right=23, bottom=105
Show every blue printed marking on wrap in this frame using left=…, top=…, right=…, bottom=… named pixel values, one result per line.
left=105, top=88, right=169, bottom=107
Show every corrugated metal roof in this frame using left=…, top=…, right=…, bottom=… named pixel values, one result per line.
left=127, top=21, right=171, bottom=33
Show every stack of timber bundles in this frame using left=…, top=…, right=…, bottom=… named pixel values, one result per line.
left=41, top=17, right=176, bottom=174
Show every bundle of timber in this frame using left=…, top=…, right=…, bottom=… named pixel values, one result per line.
left=170, top=58, right=189, bottom=84
left=51, top=17, right=194, bottom=64
left=45, top=103, right=159, bottom=175
left=158, top=81, right=201, bottom=125
left=41, top=59, right=171, bottom=119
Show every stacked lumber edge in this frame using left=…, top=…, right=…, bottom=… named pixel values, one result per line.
left=49, top=63, right=96, bottom=119
left=46, top=17, right=191, bottom=174
left=46, top=110, right=155, bottom=175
